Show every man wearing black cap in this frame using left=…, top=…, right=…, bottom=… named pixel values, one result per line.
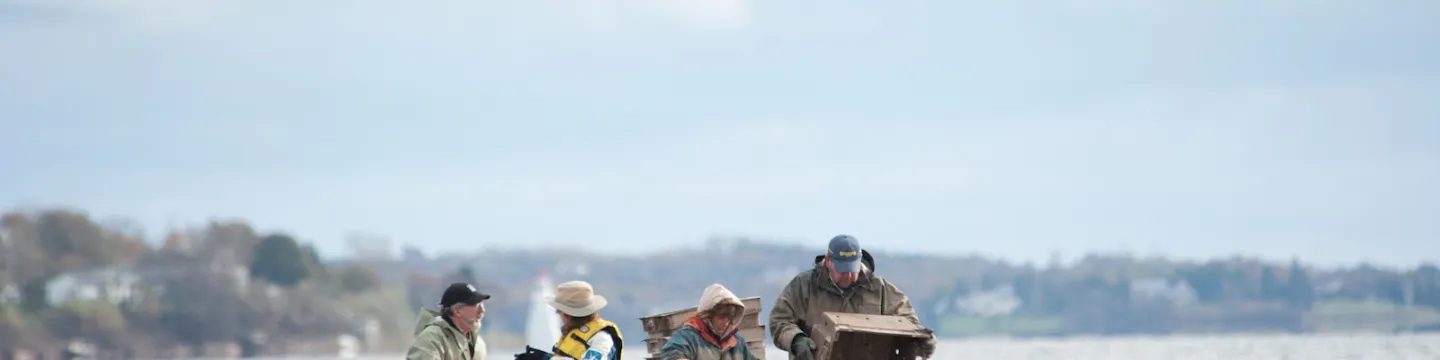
left=768, top=235, right=938, bottom=360
left=407, top=282, right=492, bottom=360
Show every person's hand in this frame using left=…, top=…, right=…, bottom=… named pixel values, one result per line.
left=916, top=328, right=937, bottom=359
left=790, top=335, right=817, bottom=360
left=513, top=346, right=551, bottom=360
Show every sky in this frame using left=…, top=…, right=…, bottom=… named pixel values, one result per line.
left=2, top=0, right=1438, bottom=267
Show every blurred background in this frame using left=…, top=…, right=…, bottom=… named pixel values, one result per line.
left=2, top=0, right=1438, bottom=359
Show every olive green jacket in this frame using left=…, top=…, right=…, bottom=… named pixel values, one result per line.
left=767, top=251, right=936, bottom=359
left=407, top=308, right=487, bottom=360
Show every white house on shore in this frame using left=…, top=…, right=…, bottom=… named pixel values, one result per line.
left=952, top=285, right=1022, bottom=317
left=44, top=267, right=144, bottom=305
left=1129, top=277, right=1199, bottom=307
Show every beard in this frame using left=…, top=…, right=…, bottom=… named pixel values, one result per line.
left=454, top=313, right=483, bottom=332
left=466, top=314, right=484, bottom=331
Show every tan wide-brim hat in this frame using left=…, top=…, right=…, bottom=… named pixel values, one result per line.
left=547, top=280, right=608, bottom=317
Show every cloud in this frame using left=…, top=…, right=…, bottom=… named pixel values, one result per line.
left=0, top=0, right=236, bottom=30
left=648, top=0, right=751, bottom=31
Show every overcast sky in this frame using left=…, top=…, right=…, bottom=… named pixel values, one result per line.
left=2, top=0, right=1437, bottom=267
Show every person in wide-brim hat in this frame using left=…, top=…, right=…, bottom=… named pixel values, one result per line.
left=515, top=280, right=626, bottom=360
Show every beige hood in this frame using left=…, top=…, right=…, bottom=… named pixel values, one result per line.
left=699, top=283, right=744, bottom=313
left=697, top=283, right=745, bottom=336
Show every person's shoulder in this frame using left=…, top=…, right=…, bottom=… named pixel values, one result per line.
left=590, top=328, right=616, bottom=344
left=786, top=268, right=817, bottom=285
left=596, top=320, right=624, bottom=340
left=869, top=272, right=891, bottom=283
left=867, top=274, right=909, bottom=294
left=416, top=322, right=448, bottom=337
left=667, top=326, right=702, bottom=343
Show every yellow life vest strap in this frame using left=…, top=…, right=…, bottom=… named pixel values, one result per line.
left=552, top=319, right=624, bottom=360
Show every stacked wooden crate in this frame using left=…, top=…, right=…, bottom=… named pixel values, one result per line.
left=638, top=296, right=767, bottom=360
left=811, top=312, right=932, bottom=360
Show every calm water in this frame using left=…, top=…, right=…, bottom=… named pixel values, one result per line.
left=267, top=333, right=1440, bottom=360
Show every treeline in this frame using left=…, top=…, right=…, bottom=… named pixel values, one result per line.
left=5, top=207, right=1440, bottom=359
left=910, top=255, right=1440, bottom=335
left=0, top=210, right=405, bottom=359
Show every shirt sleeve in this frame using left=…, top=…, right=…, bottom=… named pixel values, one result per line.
left=579, top=332, right=614, bottom=360
left=658, top=331, right=695, bottom=360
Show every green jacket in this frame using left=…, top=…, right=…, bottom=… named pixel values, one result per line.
left=406, top=308, right=488, bottom=360
left=767, top=251, right=935, bottom=359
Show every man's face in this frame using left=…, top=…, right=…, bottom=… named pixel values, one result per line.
left=825, top=256, right=859, bottom=289
left=453, top=302, right=485, bottom=328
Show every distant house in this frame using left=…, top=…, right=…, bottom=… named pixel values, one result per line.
left=952, top=285, right=1021, bottom=317
left=556, top=262, right=591, bottom=277
left=45, top=267, right=144, bottom=305
left=1, top=284, right=19, bottom=303
left=1318, top=279, right=1344, bottom=296
left=1129, top=277, right=1198, bottom=306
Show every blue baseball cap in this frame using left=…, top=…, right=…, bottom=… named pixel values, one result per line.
left=827, top=234, right=862, bottom=273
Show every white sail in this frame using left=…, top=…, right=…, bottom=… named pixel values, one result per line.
left=524, top=272, right=562, bottom=349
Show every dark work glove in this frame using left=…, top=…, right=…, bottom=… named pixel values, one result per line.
left=917, top=328, right=937, bottom=359
left=513, top=346, right=552, bottom=360
left=790, top=334, right=817, bottom=360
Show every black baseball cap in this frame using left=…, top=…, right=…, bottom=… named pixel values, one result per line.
left=440, top=282, right=491, bottom=307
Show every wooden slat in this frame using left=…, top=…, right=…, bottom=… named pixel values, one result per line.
left=741, top=312, right=762, bottom=328
left=748, top=341, right=767, bottom=360
left=644, top=337, right=665, bottom=354
left=737, top=327, right=766, bottom=343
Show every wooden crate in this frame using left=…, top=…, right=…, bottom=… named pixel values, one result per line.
left=811, top=312, right=931, bottom=360
left=638, top=296, right=767, bottom=360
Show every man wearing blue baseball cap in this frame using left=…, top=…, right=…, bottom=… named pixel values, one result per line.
left=768, top=235, right=937, bottom=360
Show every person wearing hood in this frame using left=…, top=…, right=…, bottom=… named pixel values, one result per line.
left=408, top=282, right=491, bottom=360
left=514, top=280, right=624, bottom=360
left=658, top=284, right=762, bottom=360
left=768, top=235, right=938, bottom=360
